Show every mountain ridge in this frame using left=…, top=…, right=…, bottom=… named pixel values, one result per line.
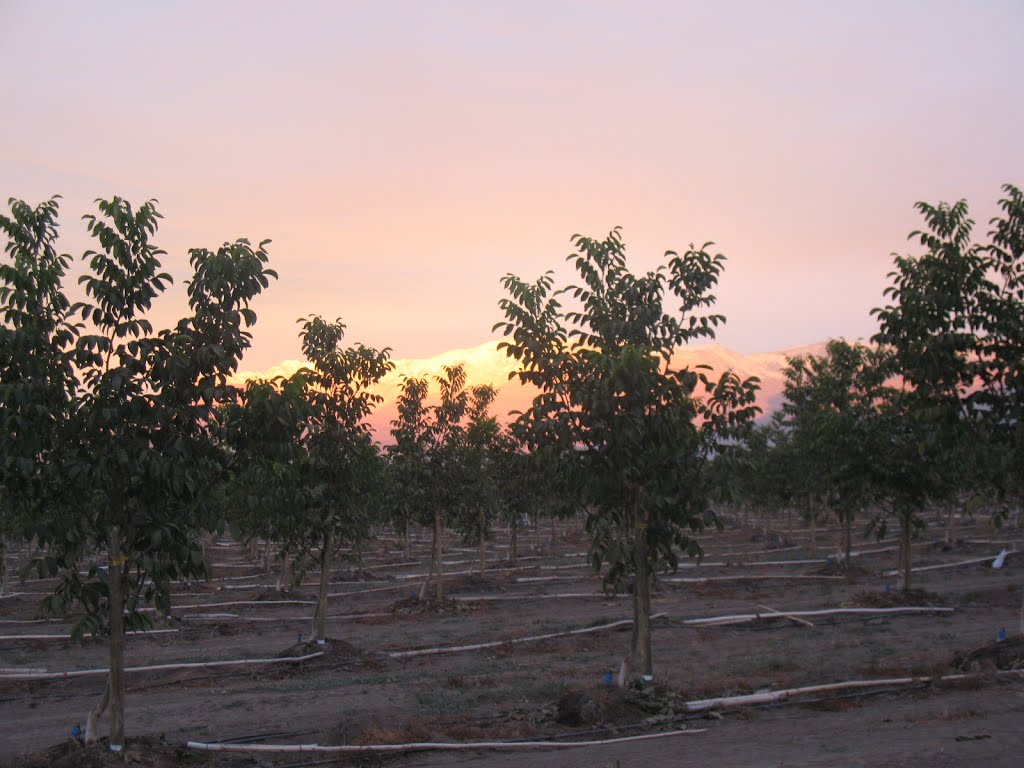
left=233, top=339, right=831, bottom=438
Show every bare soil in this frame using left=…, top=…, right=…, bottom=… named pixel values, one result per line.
left=2, top=518, right=1022, bottom=767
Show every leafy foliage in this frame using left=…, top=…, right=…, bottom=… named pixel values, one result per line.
left=1, top=196, right=276, bottom=744
left=495, top=228, right=759, bottom=679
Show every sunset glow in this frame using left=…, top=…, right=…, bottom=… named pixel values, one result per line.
left=3, top=1, right=1021, bottom=397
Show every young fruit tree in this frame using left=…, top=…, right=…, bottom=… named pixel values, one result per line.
left=293, top=315, right=393, bottom=643
left=495, top=228, right=759, bottom=686
left=3, top=196, right=276, bottom=750
left=872, top=185, right=1024, bottom=588
left=219, top=374, right=311, bottom=586
left=0, top=198, right=79, bottom=597
left=454, top=384, right=500, bottom=575
left=780, top=340, right=890, bottom=568
left=388, top=365, right=481, bottom=601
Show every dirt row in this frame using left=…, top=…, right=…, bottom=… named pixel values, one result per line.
left=1, top=515, right=1022, bottom=767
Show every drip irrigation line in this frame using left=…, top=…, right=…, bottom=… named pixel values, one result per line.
left=271, top=759, right=344, bottom=768
left=386, top=614, right=666, bottom=659
left=0, top=651, right=325, bottom=680
left=187, top=727, right=707, bottom=753
left=212, top=729, right=317, bottom=745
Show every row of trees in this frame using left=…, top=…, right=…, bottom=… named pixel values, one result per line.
left=725, top=185, right=1023, bottom=588
left=0, top=197, right=567, bottom=747
left=0, top=197, right=277, bottom=748
left=2, top=184, right=1021, bottom=747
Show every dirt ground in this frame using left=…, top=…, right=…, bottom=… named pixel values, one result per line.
left=1, top=515, right=1022, bottom=767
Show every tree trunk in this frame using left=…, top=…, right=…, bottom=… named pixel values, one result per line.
left=809, top=508, right=818, bottom=557
left=277, top=550, right=290, bottom=592
left=844, top=509, right=852, bottom=571
left=315, top=528, right=333, bottom=644
left=899, top=515, right=912, bottom=592
left=434, top=510, right=444, bottom=602
left=418, top=537, right=435, bottom=600
left=403, top=519, right=411, bottom=561
left=107, top=527, right=125, bottom=750
left=510, top=516, right=518, bottom=565
left=0, top=534, right=5, bottom=597
left=84, top=677, right=110, bottom=744
left=945, top=506, right=953, bottom=546
left=262, top=540, right=270, bottom=574
left=624, top=505, right=652, bottom=688
left=478, top=510, right=486, bottom=575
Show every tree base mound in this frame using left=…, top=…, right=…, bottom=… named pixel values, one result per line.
left=954, top=637, right=1024, bottom=672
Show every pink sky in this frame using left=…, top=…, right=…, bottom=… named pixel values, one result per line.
left=2, top=1, right=1022, bottom=381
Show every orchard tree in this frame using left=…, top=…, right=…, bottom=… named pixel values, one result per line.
left=219, top=374, right=310, bottom=583
left=0, top=198, right=79, bottom=595
left=385, top=377, right=432, bottom=560
left=491, top=425, right=570, bottom=563
left=294, top=315, right=393, bottom=643
left=5, top=196, right=276, bottom=750
left=455, top=384, right=501, bottom=574
left=495, top=228, right=759, bottom=685
left=873, top=185, right=1024, bottom=587
left=980, top=185, right=1024, bottom=504
left=388, top=365, right=476, bottom=600
left=780, top=340, right=890, bottom=567
left=715, top=419, right=795, bottom=536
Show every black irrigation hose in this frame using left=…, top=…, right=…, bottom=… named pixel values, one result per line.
left=211, top=729, right=317, bottom=745
left=272, top=759, right=348, bottom=768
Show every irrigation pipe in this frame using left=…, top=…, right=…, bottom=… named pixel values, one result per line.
left=664, top=575, right=845, bottom=583
left=754, top=604, right=814, bottom=627
left=187, top=727, right=705, bottom=754
left=158, top=599, right=316, bottom=611
left=387, top=613, right=667, bottom=658
left=882, top=551, right=1018, bottom=576
left=186, top=669, right=1024, bottom=757
left=393, top=565, right=533, bottom=581
left=682, top=606, right=953, bottom=627
left=452, top=593, right=626, bottom=603
left=0, top=651, right=324, bottom=681
left=0, top=618, right=65, bottom=625
left=0, top=629, right=179, bottom=641
left=327, top=582, right=424, bottom=597
left=683, top=669, right=1024, bottom=712
left=182, top=611, right=391, bottom=623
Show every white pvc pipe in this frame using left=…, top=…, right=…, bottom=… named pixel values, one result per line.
left=683, top=606, right=954, bottom=627
left=683, top=669, right=1024, bottom=712
left=0, top=629, right=179, bottom=641
left=387, top=614, right=667, bottom=659
left=882, top=551, right=1017, bottom=576
left=664, top=575, right=845, bottom=583
left=0, top=651, right=324, bottom=680
left=327, top=582, right=424, bottom=597
left=186, top=727, right=706, bottom=753
left=184, top=670, right=1024, bottom=755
